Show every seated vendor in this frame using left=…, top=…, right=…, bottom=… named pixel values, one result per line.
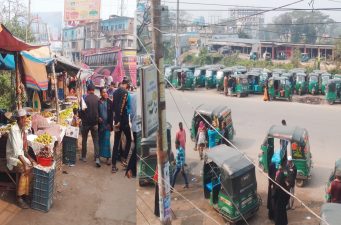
left=6, top=109, right=36, bottom=209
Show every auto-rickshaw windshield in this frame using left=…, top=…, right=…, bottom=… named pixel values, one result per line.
left=194, top=69, right=201, bottom=77
left=206, top=71, right=213, bottom=77
left=216, top=71, right=223, bottom=79
left=297, top=75, right=305, bottom=82
left=322, top=76, right=330, bottom=83
left=165, top=68, right=172, bottom=77
left=310, top=76, right=318, bottom=82
left=241, top=78, right=248, bottom=84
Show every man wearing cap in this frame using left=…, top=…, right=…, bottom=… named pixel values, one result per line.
left=6, top=109, right=36, bottom=208
left=80, top=84, right=101, bottom=167
left=112, top=79, right=132, bottom=173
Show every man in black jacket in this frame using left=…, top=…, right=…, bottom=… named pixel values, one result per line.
left=112, top=79, right=132, bottom=173
left=80, top=84, right=101, bottom=167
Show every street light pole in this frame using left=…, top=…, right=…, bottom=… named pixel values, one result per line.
left=151, top=0, right=171, bottom=224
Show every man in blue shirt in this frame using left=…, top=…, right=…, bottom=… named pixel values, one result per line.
left=171, top=140, right=189, bottom=189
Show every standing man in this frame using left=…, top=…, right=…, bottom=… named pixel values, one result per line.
left=223, top=75, right=228, bottom=96
left=80, top=84, right=101, bottom=168
left=112, top=79, right=132, bottom=173
left=176, top=122, right=186, bottom=152
left=328, top=171, right=341, bottom=203
left=273, top=165, right=290, bottom=225
left=6, top=109, right=36, bottom=208
left=181, top=70, right=186, bottom=90
left=228, top=76, right=234, bottom=96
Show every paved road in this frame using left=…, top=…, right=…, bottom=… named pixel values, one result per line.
left=137, top=88, right=341, bottom=225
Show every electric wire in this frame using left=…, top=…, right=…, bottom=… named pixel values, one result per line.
left=135, top=33, right=331, bottom=225
left=137, top=205, right=152, bottom=225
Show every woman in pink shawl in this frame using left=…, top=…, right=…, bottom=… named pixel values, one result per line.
left=196, top=121, right=207, bottom=160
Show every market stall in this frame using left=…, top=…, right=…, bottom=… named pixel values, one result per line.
left=0, top=24, right=79, bottom=212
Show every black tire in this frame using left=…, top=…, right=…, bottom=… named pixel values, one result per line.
left=329, top=100, right=334, bottom=105
left=289, top=96, right=292, bottom=102
left=139, top=179, right=147, bottom=187
left=237, top=93, right=241, bottom=98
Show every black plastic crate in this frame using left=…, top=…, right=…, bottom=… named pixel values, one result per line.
left=33, top=167, right=55, bottom=179
left=62, top=136, right=77, bottom=165
left=33, top=176, right=54, bottom=191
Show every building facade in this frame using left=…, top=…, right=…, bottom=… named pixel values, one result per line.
left=62, top=15, right=135, bottom=64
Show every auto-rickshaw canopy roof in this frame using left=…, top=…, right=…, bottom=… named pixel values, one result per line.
left=174, top=68, right=192, bottom=73
left=296, top=72, right=307, bottom=76
left=195, top=104, right=231, bottom=119
left=281, top=72, right=294, bottom=77
left=221, top=67, right=234, bottom=72
left=327, top=79, right=341, bottom=85
left=231, top=74, right=248, bottom=79
left=321, top=73, right=331, bottom=77
left=267, top=125, right=308, bottom=145
left=246, top=71, right=260, bottom=76
left=206, top=145, right=254, bottom=178
left=320, top=203, right=341, bottom=225
left=268, top=76, right=289, bottom=81
left=273, top=68, right=286, bottom=73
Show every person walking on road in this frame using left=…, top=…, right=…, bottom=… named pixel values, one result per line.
left=207, top=121, right=219, bottom=149
left=196, top=121, right=206, bottom=160
left=153, top=165, right=160, bottom=217
left=112, top=79, right=132, bottom=173
left=98, top=88, right=113, bottom=165
left=223, top=75, right=228, bottom=96
left=80, top=84, right=101, bottom=167
left=171, top=140, right=189, bottom=189
left=328, top=171, right=341, bottom=203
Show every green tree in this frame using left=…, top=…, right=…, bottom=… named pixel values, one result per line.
left=291, top=48, right=301, bottom=67
left=0, top=72, right=14, bottom=110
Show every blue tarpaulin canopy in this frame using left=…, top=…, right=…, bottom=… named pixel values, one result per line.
left=0, top=53, right=15, bottom=70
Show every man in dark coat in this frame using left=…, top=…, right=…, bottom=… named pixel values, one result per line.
left=111, top=79, right=132, bottom=173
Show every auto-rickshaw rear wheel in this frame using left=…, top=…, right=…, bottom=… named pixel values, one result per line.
left=237, top=93, right=241, bottom=98
left=328, top=100, right=334, bottom=105
left=296, top=179, right=304, bottom=187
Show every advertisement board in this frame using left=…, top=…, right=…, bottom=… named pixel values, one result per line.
left=64, top=0, right=101, bottom=23
left=141, top=65, right=158, bottom=137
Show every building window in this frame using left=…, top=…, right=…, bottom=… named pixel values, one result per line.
left=128, top=40, right=133, bottom=47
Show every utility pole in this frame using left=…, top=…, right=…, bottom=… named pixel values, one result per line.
left=151, top=0, right=171, bottom=224
left=175, top=0, right=179, bottom=66
left=26, top=0, right=31, bottom=42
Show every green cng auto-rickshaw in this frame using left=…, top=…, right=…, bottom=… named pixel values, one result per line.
left=172, top=68, right=195, bottom=90
left=281, top=72, right=295, bottom=92
left=258, top=125, right=312, bottom=187
left=295, top=72, right=308, bottom=95
left=325, top=158, right=341, bottom=202
left=190, top=105, right=235, bottom=145
left=194, top=66, right=208, bottom=87
left=205, top=67, right=220, bottom=89
left=325, top=79, right=341, bottom=104
left=246, top=72, right=263, bottom=94
left=138, top=123, right=173, bottom=186
left=165, top=66, right=180, bottom=87
left=308, top=73, right=320, bottom=95
left=229, top=74, right=249, bottom=97
left=204, top=145, right=261, bottom=224
left=268, top=77, right=292, bottom=101
left=320, top=203, right=341, bottom=225
left=320, top=73, right=332, bottom=95
left=216, top=68, right=234, bottom=91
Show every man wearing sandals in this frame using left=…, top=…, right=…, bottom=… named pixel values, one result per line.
left=6, top=109, right=36, bottom=209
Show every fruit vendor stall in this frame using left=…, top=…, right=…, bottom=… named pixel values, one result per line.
left=0, top=24, right=80, bottom=211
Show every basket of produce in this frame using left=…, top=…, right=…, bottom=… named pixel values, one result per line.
left=37, top=146, right=53, bottom=167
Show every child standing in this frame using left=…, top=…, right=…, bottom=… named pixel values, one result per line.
left=171, top=140, right=189, bottom=189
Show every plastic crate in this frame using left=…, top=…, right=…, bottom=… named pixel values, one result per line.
left=31, top=167, right=55, bottom=212
left=62, top=136, right=77, bottom=165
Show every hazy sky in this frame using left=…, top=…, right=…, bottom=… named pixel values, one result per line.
left=162, top=0, right=341, bottom=23
left=30, top=0, right=136, bottom=18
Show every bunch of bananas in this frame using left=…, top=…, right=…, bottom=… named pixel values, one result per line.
left=41, top=111, right=54, bottom=118
left=59, top=108, right=73, bottom=126
left=35, top=133, right=53, bottom=145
